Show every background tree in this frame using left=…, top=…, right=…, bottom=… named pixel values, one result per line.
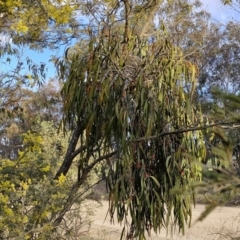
left=0, top=41, right=49, bottom=159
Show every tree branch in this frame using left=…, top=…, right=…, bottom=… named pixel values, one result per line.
left=71, top=145, right=87, bottom=159
left=139, top=0, right=164, bottom=38
left=122, top=0, right=131, bottom=43
left=55, top=120, right=84, bottom=179
left=131, top=121, right=239, bottom=142
left=85, top=150, right=118, bottom=172
left=53, top=150, right=118, bottom=227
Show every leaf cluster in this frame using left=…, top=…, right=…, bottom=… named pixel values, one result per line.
left=0, top=121, right=73, bottom=239
left=57, top=29, right=207, bottom=238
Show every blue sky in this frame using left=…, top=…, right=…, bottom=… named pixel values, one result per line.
left=1, top=0, right=240, bottom=82
left=201, top=0, right=240, bottom=22
left=23, top=47, right=65, bottom=80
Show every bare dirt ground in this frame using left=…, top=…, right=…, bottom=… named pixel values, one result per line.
left=86, top=201, right=240, bottom=240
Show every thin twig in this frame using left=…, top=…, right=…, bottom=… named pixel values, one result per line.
left=130, top=121, right=239, bottom=143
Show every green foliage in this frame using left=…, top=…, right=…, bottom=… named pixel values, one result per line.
left=0, top=80, right=61, bottom=160
left=0, top=121, right=72, bottom=239
left=0, top=0, right=77, bottom=48
left=57, top=23, right=207, bottom=238
left=195, top=90, right=240, bottom=222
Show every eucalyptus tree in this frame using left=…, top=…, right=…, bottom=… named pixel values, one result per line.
left=194, top=20, right=240, bottom=157
left=53, top=1, right=211, bottom=238
left=198, top=21, right=240, bottom=97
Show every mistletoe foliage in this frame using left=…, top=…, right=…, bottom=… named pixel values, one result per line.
left=58, top=30, right=206, bottom=239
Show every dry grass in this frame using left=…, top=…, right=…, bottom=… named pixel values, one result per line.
left=85, top=200, right=240, bottom=240
left=51, top=181, right=240, bottom=239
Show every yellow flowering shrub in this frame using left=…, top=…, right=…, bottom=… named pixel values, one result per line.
left=0, top=122, right=72, bottom=239
left=0, top=0, right=76, bottom=33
